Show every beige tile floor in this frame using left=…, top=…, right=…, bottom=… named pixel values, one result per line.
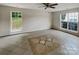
left=0, top=29, right=79, bottom=55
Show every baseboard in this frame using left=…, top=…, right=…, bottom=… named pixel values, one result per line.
left=0, top=29, right=49, bottom=38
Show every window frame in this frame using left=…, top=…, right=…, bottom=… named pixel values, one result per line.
left=10, top=11, right=22, bottom=33
left=60, top=12, right=78, bottom=33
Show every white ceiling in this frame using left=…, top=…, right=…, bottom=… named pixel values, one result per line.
left=0, top=3, right=79, bottom=12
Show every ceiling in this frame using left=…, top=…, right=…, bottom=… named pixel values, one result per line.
left=0, top=3, right=79, bottom=12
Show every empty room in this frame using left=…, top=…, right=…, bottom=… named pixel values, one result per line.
left=0, top=3, right=79, bottom=55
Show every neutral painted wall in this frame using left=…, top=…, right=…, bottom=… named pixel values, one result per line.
left=0, top=6, right=51, bottom=36
left=51, top=8, right=79, bottom=36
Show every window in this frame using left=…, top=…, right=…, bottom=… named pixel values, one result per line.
left=11, top=11, right=22, bottom=32
left=60, top=12, right=78, bottom=32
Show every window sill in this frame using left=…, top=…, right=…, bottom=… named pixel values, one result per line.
left=60, top=27, right=78, bottom=33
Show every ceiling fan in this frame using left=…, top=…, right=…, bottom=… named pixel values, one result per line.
left=42, top=3, right=58, bottom=9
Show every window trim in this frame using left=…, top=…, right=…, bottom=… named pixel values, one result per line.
left=10, top=11, right=22, bottom=33
left=60, top=12, right=78, bottom=33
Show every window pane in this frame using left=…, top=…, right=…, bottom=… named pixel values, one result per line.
left=18, top=12, right=22, bottom=18
left=61, top=22, right=67, bottom=29
left=68, top=22, right=77, bottom=31
left=61, top=14, right=67, bottom=22
left=16, top=12, right=19, bottom=17
left=12, top=12, right=16, bottom=17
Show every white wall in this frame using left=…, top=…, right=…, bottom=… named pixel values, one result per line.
left=51, top=8, right=79, bottom=36
left=0, top=6, right=51, bottom=36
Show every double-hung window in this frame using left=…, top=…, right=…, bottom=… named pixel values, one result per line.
left=11, top=11, right=22, bottom=32
left=60, top=12, right=78, bottom=32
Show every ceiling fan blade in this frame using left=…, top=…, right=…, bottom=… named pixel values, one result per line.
left=43, top=3, right=49, bottom=7
left=50, top=7, right=55, bottom=9
left=50, top=3, right=58, bottom=6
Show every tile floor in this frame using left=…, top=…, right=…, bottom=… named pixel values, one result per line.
left=0, top=29, right=79, bottom=55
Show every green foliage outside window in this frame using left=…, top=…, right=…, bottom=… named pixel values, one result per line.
left=12, top=12, right=22, bottom=18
